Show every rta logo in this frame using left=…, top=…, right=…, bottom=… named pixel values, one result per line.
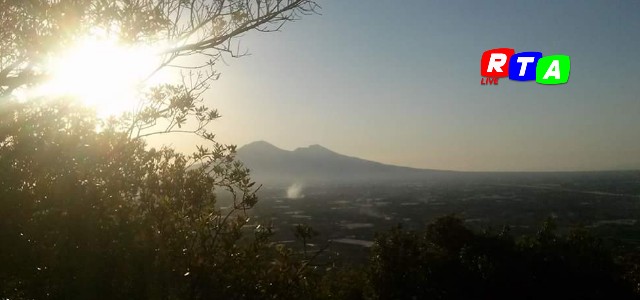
left=481, top=48, right=570, bottom=85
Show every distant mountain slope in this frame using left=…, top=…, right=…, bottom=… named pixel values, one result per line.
left=235, top=141, right=454, bottom=186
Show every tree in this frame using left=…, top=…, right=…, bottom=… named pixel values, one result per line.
left=367, top=216, right=639, bottom=300
left=1, top=0, right=318, bottom=93
left=294, top=223, right=319, bottom=258
left=0, top=0, right=319, bottom=299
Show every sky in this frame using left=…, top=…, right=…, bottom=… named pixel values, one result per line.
left=159, top=0, right=640, bottom=172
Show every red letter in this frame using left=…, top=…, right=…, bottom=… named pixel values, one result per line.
left=481, top=48, right=515, bottom=77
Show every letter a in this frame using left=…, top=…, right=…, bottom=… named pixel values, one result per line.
left=536, top=55, right=570, bottom=85
left=543, top=60, right=560, bottom=79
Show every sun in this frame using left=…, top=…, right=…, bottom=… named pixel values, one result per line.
left=42, top=35, right=163, bottom=117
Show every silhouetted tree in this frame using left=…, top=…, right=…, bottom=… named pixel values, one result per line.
left=0, top=0, right=319, bottom=299
left=367, top=216, right=638, bottom=300
left=1, top=0, right=319, bottom=96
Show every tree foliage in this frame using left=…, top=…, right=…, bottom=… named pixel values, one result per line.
left=0, top=98, right=325, bottom=299
left=367, top=216, right=638, bottom=299
left=0, top=0, right=319, bottom=299
left=0, top=0, right=318, bottom=95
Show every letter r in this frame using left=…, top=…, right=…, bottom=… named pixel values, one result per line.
left=481, top=48, right=514, bottom=77
left=487, top=53, right=507, bottom=73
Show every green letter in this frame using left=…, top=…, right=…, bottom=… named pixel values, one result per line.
left=536, top=55, right=570, bottom=85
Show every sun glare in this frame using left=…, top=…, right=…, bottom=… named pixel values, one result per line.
left=42, top=35, right=163, bottom=117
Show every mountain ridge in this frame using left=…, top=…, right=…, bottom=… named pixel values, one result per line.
left=234, top=141, right=640, bottom=187
left=235, top=141, right=453, bottom=186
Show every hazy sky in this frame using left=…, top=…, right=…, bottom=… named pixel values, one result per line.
left=160, top=0, right=640, bottom=172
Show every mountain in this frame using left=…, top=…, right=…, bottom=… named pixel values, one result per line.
left=235, top=141, right=455, bottom=186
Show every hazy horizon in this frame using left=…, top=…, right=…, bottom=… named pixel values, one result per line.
left=236, top=140, right=639, bottom=173
left=151, top=0, right=640, bottom=172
